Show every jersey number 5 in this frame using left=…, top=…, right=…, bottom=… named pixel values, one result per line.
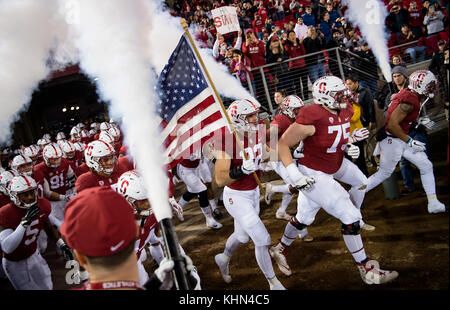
left=327, top=123, right=350, bottom=153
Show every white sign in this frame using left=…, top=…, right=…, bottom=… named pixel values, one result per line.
left=211, top=6, right=240, bottom=35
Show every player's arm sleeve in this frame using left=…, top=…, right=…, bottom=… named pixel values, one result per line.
left=0, top=226, right=25, bottom=254
left=234, top=35, right=242, bottom=50
left=212, top=39, right=220, bottom=58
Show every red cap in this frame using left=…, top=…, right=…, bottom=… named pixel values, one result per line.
left=60, top=186, right=137, bottom=257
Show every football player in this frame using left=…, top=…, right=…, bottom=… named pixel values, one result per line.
left=214, top=98, right=286, bottom=290
left=33, top=144, right=76, bottom=228
left=0, top=175, right=72, bottom=289
left=117, top=170, right=200, bottom=289
left=271, top=76, right=398, bottom=284
left=366, top=70, right=447, bottom=214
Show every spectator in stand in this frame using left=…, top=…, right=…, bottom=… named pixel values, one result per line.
left=275, top=0, right=286, bottom=21
left=343, top=27, right=362, bottom=53
left=294, top=16, right=308, bottom=41
left=407, top=1, right=425, bottom=38
left=265, top=18, right=276, bottom=34
left=230, top=49, right=256, bottom=93
left=273, top=89, right=287, bottom=116
left=195, top=21, right=214, bottom=49
left=212, top=31, right=242, bottom=67
left=290, top=0, right=302, bottom=20
left=429, top=40, right=449, bottom=120
left=318, top=12, right=333, bottom=43
left=386, top=0, right=408, bottom=38
left=266, top=39, right=290, bottom=92
left=326, top=1, right=341, bottom=26
left=253, top=14, right=265, bottom=40
left=302, top=26, right=326, bottom=84
left=397, top=24, right=427, bottom=63
left=390, top=54, right=407, bottom=68
left=242, top=28, right=270, bottom=109
left=325, top=29, right=344, bottom=77
left=284, top=30, right=309, bottom=99
left=423, top=3, right=446, bottom=36
left=356, top=41, right=379, bottom=96
left=302, top=5, right=316, bottom=27
left=315, top=0, right=328, bottom=23
left=258, top=2, right=269, bottom=24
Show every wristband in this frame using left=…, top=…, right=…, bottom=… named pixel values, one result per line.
left=286, top=163, right=304, bottom=184
left=406, top=137, right=412, bottom=144
left=56, top=238, right=65, bottom=248
left=229, top=166, right=246, bottom=180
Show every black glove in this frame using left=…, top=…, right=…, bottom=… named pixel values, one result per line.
left=57, top=239, right=74, bottom=261
left=20, top=204, right=40, bottom=228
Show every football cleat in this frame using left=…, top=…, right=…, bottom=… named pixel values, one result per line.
left=269, top=277, right=286, bottom=290
left=427, top=199, right=447, bottom=214
left=356, top=259, right=399, bottom=285
left=269, top=243, right=292, bottom=276
left=265, top=183, right=274, bottom=205
left=361, top=223, right=376, bottom=231
left=275, top=211, right=292, bottom=221
left=214, top=253, right=232, bottom=283
left=169, top=198, right=184, bottom=222
left=206, top=216, right=222, bottom=229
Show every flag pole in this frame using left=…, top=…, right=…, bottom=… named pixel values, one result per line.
left=180, top=18, right=264, bottom=194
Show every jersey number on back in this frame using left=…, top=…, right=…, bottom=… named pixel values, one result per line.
left=326, top=123, right=350, bottom=153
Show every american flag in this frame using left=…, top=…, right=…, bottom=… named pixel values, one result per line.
left=156, top=34, right=228, bottom=169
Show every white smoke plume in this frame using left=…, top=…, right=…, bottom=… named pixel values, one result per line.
left=344, top=0, right=392, bottom=82
left=68, top=0, right=172, bottom=221
left=146, top=0, right=255, bottom=102
left=0, top=0, right=63, bottom=145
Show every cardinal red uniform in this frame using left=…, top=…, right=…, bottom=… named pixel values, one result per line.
left=75, top=157, right=131, bottom=193
left=296, top=103, right=353, bottom=174
left=271, top=114, right=293, bottom=139
left=0, top=198, right=53, bottom=290
left=384, top=88, right=420, bottom=135
left=33, top=158, right=73, bottom=195
left=0, top=194, right=11, bottom=208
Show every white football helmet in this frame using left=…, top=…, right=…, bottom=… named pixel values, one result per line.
left=117, top=170, right=152, bottom=217
left=312, top=75, right=349, bottom=110
left=56, top=132, right=66, bottom=141
left=11, top=155, right=33, bottom=176
left=408, top=70, right=437, bottom=98
left=281, top=95, right=304, bottom=118
left=37, top=138, right=51, bottom=150
left=0, top=170, right=18, bottom=196
left=23, top=145, right=40, bottom=163
left=108, top=127, right=121, bottom=141
left=9, top=175, right=38, bottom=209
left=77, top=122, right=85, bottom=129
left=90, top=122, right=99, bottom=131
left=42, top=133, right=51, bottom=141
left=80, top=129, right=90, bottom=139
left=70, top=127, right=81, bottom=141
left=99, top=131, right=115, bottom=145
left=84, top=140, right=116, bottom=175
left=42, top=144, right=62, bottom=169
left=61, top=141, right=77, bottom=159
left=227, top=99, right=261, bottom=132
left=100, top=122, right=111, bottom=132
left=89, top=129, right=97, bottom=137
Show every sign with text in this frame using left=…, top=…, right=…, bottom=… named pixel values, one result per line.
left=211, top=6, right=240, bottom=35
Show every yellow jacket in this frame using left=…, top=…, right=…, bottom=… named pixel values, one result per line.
left=350, top=103, right=363, bottom=135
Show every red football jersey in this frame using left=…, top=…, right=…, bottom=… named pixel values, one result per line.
left=296, top=104, right=353, bottom=174
left=271, top=114, right=293, bottom=139
left=216, top=128, right=263, bottom=191
left=135, top=215, right=158, bottom=260
left=75, top=160, right=129, bottom=193
left=75, top=163, right=90, bottom=177
left=66, top=151, right=84, bottom=174
left=118, top=156, right=134, bottom=172
left=0, top=198, right=51, bottom=261
left=385, top=88, right=421, bottom=135
left=31, top=171, right=45, bottom=199
left=0, top=194, right=11, bottom=208
left=33, top=158, right=73, bottom=195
